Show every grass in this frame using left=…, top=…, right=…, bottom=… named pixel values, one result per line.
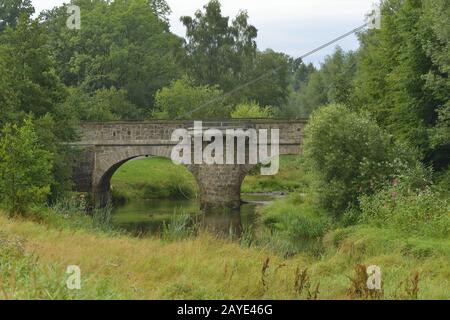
left=1, top=156, right=448, bottom=300
left=0, top=208, right=449, bottom=300
left=241, top=156, right=311, bottom=193
left=111, top=157, right=198, bottom=203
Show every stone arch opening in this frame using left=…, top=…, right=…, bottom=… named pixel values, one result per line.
left=92, top=145, right=197, bottom=207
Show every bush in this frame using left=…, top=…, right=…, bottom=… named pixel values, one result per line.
left=304, top=104, right=421, bottom=215
left=231, top=102, right=273, bottom=119
left=154, top=77, right=231, bottom=119
left=359, top=182, right=450, bottom=239
left=260, top=193, right=332, bottom=255
left=0, top=118, right=54, bottom=214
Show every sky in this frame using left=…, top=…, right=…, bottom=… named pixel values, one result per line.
left=32, top=0, right=377, bottom=65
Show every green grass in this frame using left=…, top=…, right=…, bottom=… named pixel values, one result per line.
left=242, top=156, right=311, bottom=193
left=1, top=207, right=449, bottom=300
left=111, top=157, right=198, bottom=203
left=1, top=155, right=448, bottom=299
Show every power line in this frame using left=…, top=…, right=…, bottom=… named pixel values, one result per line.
left=177, top=23, right=368, bottom=119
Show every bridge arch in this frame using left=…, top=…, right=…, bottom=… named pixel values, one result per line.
left=93, top=145, right=175, bottom=206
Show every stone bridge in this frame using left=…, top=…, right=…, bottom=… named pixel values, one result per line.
left=71, top=120, right=306, bottom=209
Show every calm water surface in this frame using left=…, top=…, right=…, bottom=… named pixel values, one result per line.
left=112, top=193, right=281, bottom=236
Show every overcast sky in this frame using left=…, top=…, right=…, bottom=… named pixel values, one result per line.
left=32, top=0, right=377, bottom=65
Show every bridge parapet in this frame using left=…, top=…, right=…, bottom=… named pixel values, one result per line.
left=76, top=120, right=306, bottom=149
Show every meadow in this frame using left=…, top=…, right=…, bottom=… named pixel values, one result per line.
left=1, top=153, right=448, bottom=300
left=1, top=207, right=448, bottom=299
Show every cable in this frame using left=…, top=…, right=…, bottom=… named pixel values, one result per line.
left=177, top=23, right=369, bottom=119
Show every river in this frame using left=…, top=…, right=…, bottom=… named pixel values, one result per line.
left=111, top=193, right=281, bottom=237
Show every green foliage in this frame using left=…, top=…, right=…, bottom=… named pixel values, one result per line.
left=64, top=87, right=143, bottom=121
left=0, top=118, right=54, bottom=214
left=162, top=213, right=198, bottom=242
left=240, top=49, right=291, bottom=108
left=181, top=1, right=290, bottom=108
left=154, top=77, right=230, bottom=119
left=0, top=0, right=34, bottom=32
left=0, top=15, right=67, bottom=121
left=281, top=47, right=357, bottom=118
left=354, top=0, right=450, bottom=168
left=241, top=156, right=310, bottom=193
left=289, top=61, right=316, bottom=92
left=431, top=105, right=450, bottom=148
left=42, top=0, right=181, bottom=111
left=260, top=192, right=332, bottom=256
left=0, top=14, right=77, bottom=201
left=180, top=0, right=257, bottom=92
left=34, top=115, right=75, bottom=201
left=231, top=102, right=273, bottom=119
left=360, top=183, right=450, bottom=239
left=304, top=104, right=420, bottom=214
left=263, top=195, right=331, bottom=241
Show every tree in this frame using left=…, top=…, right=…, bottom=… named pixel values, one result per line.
left=304, top=104, right=419, bottom=214
left=42, top=0, right=182, bottom=112
left=0, top=118, right=54, bottom=214
left=0, top=15, right=67, bottom=119
left=181, top=1, right=291, bottom=109
left=180, top=0, right=257, bottom=92
left=64, top=87, right=143, bottom=121
left=280, top=47, right=357, bottom=119
left=289, top=60, right=316, bottom=92
left=239, top=49, right=291, bottom=108
left=0, top=15, right=77, bottom=199
left=0, top=0, right=34, bottom=32
left=353, top=0, right=449, bottom=168
left=154, top=77, right=230, bottom=119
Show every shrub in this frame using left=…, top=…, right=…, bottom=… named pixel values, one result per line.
left=359, top=181, right=450, bottom=238
left=0, top=118, right=54, bottom=214
left=154, top=77, right=231, bottom=119
left=304, top=104, right=421, bottom=215
left=231, top=102, right=273, bottom=119
left=260, top=193, right=332, bottom=255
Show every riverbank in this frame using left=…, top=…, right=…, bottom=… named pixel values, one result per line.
left=0, top=208, right=448, bottom=299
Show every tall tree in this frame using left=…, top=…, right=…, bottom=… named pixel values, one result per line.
left=180, top=0, right=290, bottom=109
left=0, top=15, right=76, bottom=199
left=42, top=0, right=182, bottom=112
left=353, top=0, right=449, bottom=168
left=280, top=47, right=357, bottom=118
left=0, top=0, right=34, bottom=32
left=181, top=0, right=257, bottom=92
left=0, top=14, right=67, bottom=121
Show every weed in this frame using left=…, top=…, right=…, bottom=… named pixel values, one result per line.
left=261, top=257, right=270, bottom=292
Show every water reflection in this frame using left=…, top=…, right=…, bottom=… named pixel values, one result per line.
left=112, top=194, right=279, bottom=237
